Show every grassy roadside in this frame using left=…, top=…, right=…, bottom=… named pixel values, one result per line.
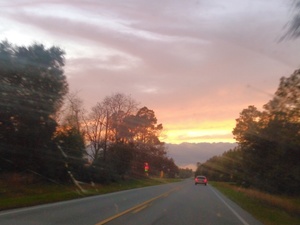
left=210, top=182, right=300, bottom=225
left=0, top=177, right=181, bottom=211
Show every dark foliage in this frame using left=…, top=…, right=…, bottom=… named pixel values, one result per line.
left=0, top=41, right=178, bottom=185
left=197, top=69, right=300, bottom=195
left=0, top=41, right=68, bottom=180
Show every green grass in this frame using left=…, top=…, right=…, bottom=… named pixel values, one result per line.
left=210, top=182, right=300, bottom=225
left=0, top=177, right=181, bottom=211
left=0, top=184, right=80, bottom=210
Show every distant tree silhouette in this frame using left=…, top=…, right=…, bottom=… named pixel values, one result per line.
left=197, top=69, right=300, bottom=194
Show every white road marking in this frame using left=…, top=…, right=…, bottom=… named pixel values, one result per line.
left=210, top=186, right=250, bottom=225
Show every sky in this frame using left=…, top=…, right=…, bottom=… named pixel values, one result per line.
left=1, top=0, right=300, bottom=144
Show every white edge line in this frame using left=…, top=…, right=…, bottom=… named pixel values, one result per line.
left=210, top=186, right=250, bottom=225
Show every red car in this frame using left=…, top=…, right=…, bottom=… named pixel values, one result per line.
left=195, top=175, right=208, bottom=185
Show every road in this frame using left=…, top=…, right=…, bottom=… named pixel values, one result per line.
left=0, top=179, right=263, bottom=225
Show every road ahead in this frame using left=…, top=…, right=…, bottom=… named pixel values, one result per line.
left=0, top=180, right=263, bottom=225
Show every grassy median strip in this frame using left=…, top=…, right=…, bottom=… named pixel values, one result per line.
left=210, top=182, right=300, bottom=225
left=0, top=178, right=181, bottom=211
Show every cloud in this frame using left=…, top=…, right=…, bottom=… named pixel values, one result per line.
left=1, top=0, right=300, bottom=144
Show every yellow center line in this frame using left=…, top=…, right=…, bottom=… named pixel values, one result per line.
left=132, top=204, right=149, bottom=213
left=95, top=186, right=181, bottom=225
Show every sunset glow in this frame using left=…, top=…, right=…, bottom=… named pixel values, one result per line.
left=1, top=0, right=300, bottom=147
left=162, top=120, right=236, bottom=144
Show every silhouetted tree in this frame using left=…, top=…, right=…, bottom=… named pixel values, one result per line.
left=82, top=102, right=107, bottom=161
left=178, top=168, right=193, bottom=178
left=199, top=69, right=300, bottom=194
left=264, top=69, right=300, bottom=121
left=83, top=93, right=138, bottom=163
left=107, top=142, right=134, bottom=179
left=59, top=92, right=84, bottom=132
left=0, top=41, right=68, bottom=176
left=53, top=126, right=87, bottom=181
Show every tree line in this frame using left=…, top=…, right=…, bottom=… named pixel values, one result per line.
left=196, top=69, right=300, bottom=195
left=0, top=41, right=178, bottom=185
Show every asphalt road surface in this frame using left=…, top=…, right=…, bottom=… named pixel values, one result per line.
left=0, top=179, right=263, bottom=225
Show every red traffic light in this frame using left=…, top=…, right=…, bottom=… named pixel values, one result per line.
left=144, top=162, right=149, bottom=172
